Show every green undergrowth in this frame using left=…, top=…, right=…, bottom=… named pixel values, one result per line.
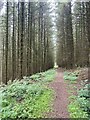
left=0, top=69, right=56, bottom=119
left=64, top=71, right=79, bottom=82
left=30, top=69, right=56, bottom=83
left=68, top=83, right=90, bottom=119
left=65, top=69, right=90, bottom=119
left=68, top=100, right=88, bottom=118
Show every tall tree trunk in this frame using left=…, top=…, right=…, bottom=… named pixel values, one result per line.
left=12, top=2, right=16, bottom=81
left=5, top=1, right=9, bottom=84
left=20, top=2, right=24, bottom=79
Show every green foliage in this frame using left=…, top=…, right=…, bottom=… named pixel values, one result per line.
left=42, top=69, right=56, bottom=82
left=29, top=90, right=53, bottom=118
left=77, top=83, right=90, bottom=115
left=29, top=73, right=43, bottom=81
left=68, top=101, right=88, bottom=118
left=0, top=82, right=53, bottom=118
left=1, top=89, right=53, bottom=119
left=78, top=83, right=90, bottom=98
left=68, top=95, right=76, bottom=101
left=68, top=83, right=90, bottom=119
left=64, top=72, right=78, bottom=81
left=0, top=69, right=55, bottom=119
left=29, top=69, right=56, bottom=83
left=78, top=89, right=89, bottom=98
left=77, top=97, right=90, bottom=112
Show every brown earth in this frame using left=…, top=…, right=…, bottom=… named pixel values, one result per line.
left=48, top=68, right=69, bottom=118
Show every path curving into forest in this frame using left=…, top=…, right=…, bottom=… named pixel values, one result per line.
left=48, top=68, right=69, bottom=118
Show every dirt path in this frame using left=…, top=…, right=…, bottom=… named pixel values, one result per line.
left=48, top=68, right=69, bottom=118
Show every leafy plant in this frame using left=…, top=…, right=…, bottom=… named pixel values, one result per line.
left=29, top=73, right=43, bottom=81
left=64, top=72, right=78, bottom=81
left=29, top=69, right=56, bottom=83
left=42, top=69, right=56, bottom=82
left=0, top=83, right=53, bottom=118
left=77, top=83, right=90, bottom=115
left=77, top=97, right=90, bottom=112
left=78, top=89, right=89, bottom=98
left=68, top=83, right=90, bottom=119
left=0, top=69, right=55, bottom=119
left=68, top=101, right=88, bottom=118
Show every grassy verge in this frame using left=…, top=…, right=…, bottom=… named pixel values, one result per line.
left=68, top=83, right=90, bottom=119
left=0, top=69, right=56, bottom=119
left=64, top=69, right=90, bottom=119
left=64, top=71, right=78, bottom=82
left=29, top=69, right=56, bottom=83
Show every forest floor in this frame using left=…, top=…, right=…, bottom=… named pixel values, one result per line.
left=48, top=68, right=69, bottom=118
left=0, top=67, right=89, bottom=119
left=47, top=67, right=89, bottom=118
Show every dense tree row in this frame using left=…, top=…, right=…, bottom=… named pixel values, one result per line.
left=0, top=1, right=54, bottom=84
left=56, top=2, right=90, bottom=69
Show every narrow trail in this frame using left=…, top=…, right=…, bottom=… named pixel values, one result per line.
left=49, top=68, right=69, bottom=118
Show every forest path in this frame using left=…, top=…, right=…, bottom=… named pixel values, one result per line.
left=48, top=68, right=69, bottom=118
